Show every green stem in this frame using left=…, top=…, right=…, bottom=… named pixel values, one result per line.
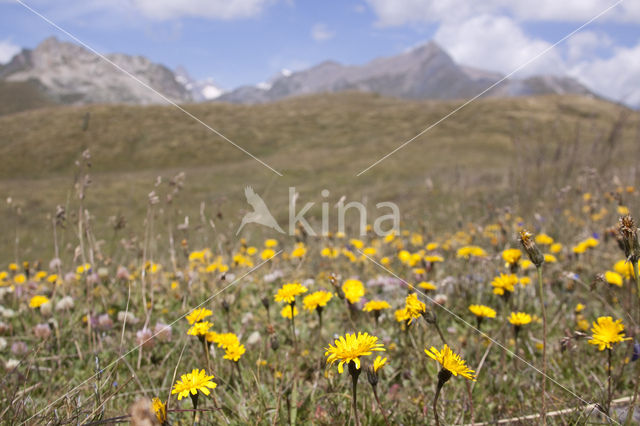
left=607, top=348, right=612, bottom=416
left=290, top=302, right=297, bottom=352
left=537, top=266, right=547, bottom=426
left=433, top=383, right=442, bottom=426
left=349, top=362, right=361, bottom=426
left=625, top=260, right=640, bottom=425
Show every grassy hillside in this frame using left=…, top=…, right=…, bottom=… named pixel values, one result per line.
left=0, top=92, right=638, bottom=261
left=0, top=80, right=56, bottom=116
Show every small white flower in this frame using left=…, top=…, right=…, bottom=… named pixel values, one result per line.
left=117, top=311, right=139, bottom=324
left=56, top=296, right=74, bottom=311
left=5, top=358, right=20, bottom=370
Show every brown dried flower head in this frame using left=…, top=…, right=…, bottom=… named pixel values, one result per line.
left=519, top=229, right=544, bottom=267
left=618, top=215, right=640, bottom=262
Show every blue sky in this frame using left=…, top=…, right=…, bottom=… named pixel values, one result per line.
left=1, top=0, right=639, bottom=104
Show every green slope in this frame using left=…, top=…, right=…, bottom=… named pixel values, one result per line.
left=0, top=92, right=637, bottom=260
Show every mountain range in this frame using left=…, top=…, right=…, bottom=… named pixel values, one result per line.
left=0, top=36, right=594, bottom=111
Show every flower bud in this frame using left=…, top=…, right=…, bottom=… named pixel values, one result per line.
left=366, top=367, right=378, bottom=387
left=618, top=215, right=640, bottom=262
left=519, top=230, right=544, bottom=267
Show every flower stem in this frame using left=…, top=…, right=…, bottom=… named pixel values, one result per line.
left=625, top=260, right=640, bottom=424
left=433, top=382, right=443, bottom=426
left=290, top=302, right=297, bottom=352
left=372, top=386, right=390, bottom=426
left=606, top=348, right=612, bottom=415
left=537, top=265, right=547, bottom=425
left=625, top=361, right=640, bottom=426
left=348, top=361, right=361, bottom=426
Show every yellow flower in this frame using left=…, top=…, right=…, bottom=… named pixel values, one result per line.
left=363, top=300, right=391, bottom=312
left=342, top=279, right=365, bottom=304
left=410, top=233, right=423, bottom=246
left=189, top=250, right=207, bottom=263
left=508, top=312, right=532, bottom=326
left=577, top=317, right=590, bottom=331
left=550, top=243, right=562, bottom=253
left=8, top=263, right=18, bottom=271
left=519, top=276, right=531, bottom=287
left=246, top=246, right=257, bottom=256
left=14, top=274, right=26, bottom=285
left=46, top=274, right=59, bottom=284
left=618, top=205, right=630, bottom=215
left=321, top=247, right=339, bottom=258
left=233, top=253, right=253, bottom=267
left=588, top=316, right=631, bottom=351
left=76, top=263, right=91, bottom=274
left=151, top=397, right=166, bottom=423
left=187, top=321, right=213, bottom=336
left=186, top=308, right=213, bottom=325
left=418, top=281, right=437, bottom=291
left=395, top=308, right=410, bottom=323
left=363, top=247, right=377, bottom=256
left=572, top=242, right=588, bottom=254
left=456, top=245, right=487, bottom=259
left=404, top=293, right=426, bottom=324
left=520, top=259, right=533, bottom=270
left=29, top=295, right=49, bottom=309
left=325, top=332, right=385, bottom=373
left=398, top=250, right=412, bottom=264
left=575, top=303, right=585, bottom=313
left=502, top=248, right=522, bottom=266
left=281, top=305, right=298, bottom=319
left=265, top=239, right=278, bottom=248
left=303, top=291, right=333, bottom=312
left=469, top=304, right=496, bottom=319
left=491, top=273, right=518, bottom=295
left=425, top=255, right=444, bottom=263
left=206, top=332, right=239, bottom=348
left=224, top=342, right=246, bottom=362
left=291, top=243, right=307, bottom=258
left=373, top=355, right=387, bottom=372
left=614, top=260, right=635, bottom=280
left=424, top=344, right=476, bottom=381
left=171, top=369, right=217, bottom=400
left=350, top=239, right=364, bottom=249
left=261, top=248, right=276, bottom=260
left=543, top=254, right=557, bottom=263
left=274, top=282, right=308, bottom=304
left=584, top=237, right=599, bottom=248
left=605, top=271, right=623, bottom=287
left=426, top=242, right=439, bottom=251
left=535, top=233, right=554, bottom=245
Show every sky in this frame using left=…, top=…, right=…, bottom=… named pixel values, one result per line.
left=0, top=0, right=639, bottom=105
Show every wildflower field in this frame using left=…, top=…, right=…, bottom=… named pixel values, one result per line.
left=2, top=93, right=640, bottom=424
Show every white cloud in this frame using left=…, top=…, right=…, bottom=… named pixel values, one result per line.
left=0, top=39, right=20, bottom=64
left=365, top=0, right=640, bottom=26
left=311, top=23, right=335, bottom=42
left=434, top=14, right=565, bottom=77
left=131, top=0, right=274, bottom=21
left=569, top=42, right=640, bottom=106
left=566, top=31, right=612, bottom=63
